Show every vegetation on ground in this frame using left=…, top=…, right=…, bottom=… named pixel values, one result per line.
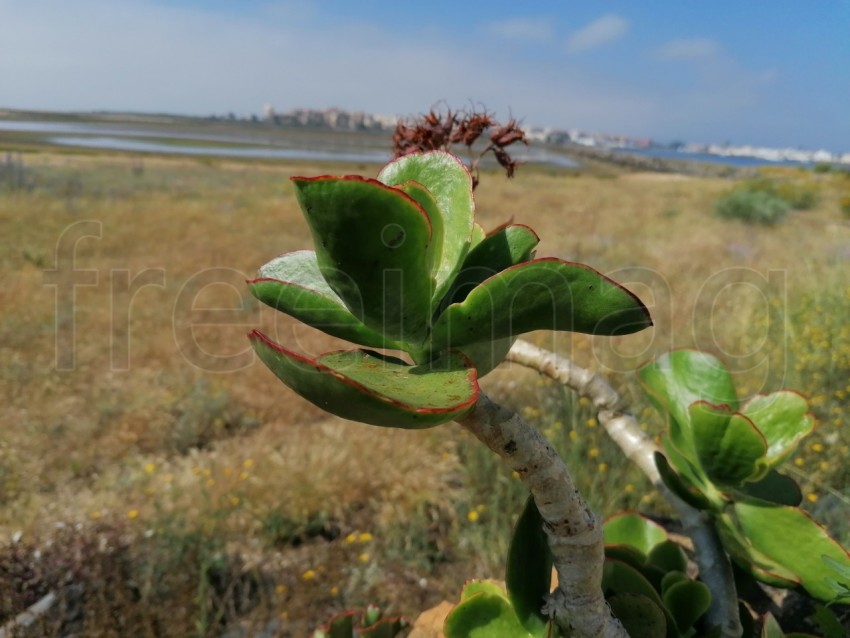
left=1, top=144, right=849, bottom=635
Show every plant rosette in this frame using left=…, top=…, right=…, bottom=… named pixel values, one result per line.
left=639, top=349, right=850, bottom=603
left=248, top=151, right=651, bottom=430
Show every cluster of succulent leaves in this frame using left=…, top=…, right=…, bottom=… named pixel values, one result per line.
left=310, top=605, right=407, bottom=638
left=442, top=502, right=712, bottom=638
left=638, top=350, right=850, bottom=605
left=248, top=151, right=650, bottom=429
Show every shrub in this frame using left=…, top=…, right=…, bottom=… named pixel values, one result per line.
left=714, top=188, right=791, bottom=225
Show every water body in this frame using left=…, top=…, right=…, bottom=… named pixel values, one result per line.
left=613, top=146, right=813, bottom=168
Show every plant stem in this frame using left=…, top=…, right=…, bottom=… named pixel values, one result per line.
left=507, top=339, right=743, bottom=638
left=457, top=392, right=628, bottom=638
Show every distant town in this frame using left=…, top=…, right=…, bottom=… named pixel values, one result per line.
left=258, top=105, right=850, bottom=166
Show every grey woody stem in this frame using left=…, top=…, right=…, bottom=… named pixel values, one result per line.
left=507, top=339, right=743, bottom=638
left=456, top=392, right=628, bottom=638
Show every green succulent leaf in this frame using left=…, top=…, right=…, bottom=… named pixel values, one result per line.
left=602, top=560, right=664, bottom=608
left=659, top=571, right=689, bottom=595
left=733, top=502, right=850, bottom=602
left=720, top=502, right=850, bottom=600
left=443, top=589, right=535, bottom=638
left=457, top=337, right=516, bottom=377
left=470, top=222, right=486, bottom=249
left=607, top=594, right=667, bottom=638
left=647, top=541, right=688, bottom=574
left=605, top=544, right=649, bottom=571
left=249, top=332, right=478, bottom=428
left=443, top=224, right=540, bottom=307
left=506, top=497, right=552, bottom=637
left=716, top=512, right=800, bottom=588
left=733, top=469, right=802, bottom=506
left=639, top=350, right=738, bottom=467
left=740, top=391, right=814, bottom=471
left=378, top=152, right=475, bottom=305
left=662, top=580, right=711, bottom=634
left=292, top=175, right=433, bottom=345
left=761, top=613, right=785, bottom=638
left=430, top=258, right=652, bottom=350
left=689, top=402, right=766, bottom=487
left=655, top=450, right=713, bottom=511
left=249, top=251, right=402, bottom=350
left=604, top=512, right=668, bottom=559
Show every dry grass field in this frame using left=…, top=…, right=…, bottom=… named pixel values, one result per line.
left=1, top=149, right=848, bottom=636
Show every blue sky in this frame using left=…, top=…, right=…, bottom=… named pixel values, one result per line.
left=1, top=0, right=848, bottom=151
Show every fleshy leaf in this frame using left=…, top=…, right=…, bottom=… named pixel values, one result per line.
left=733, top=469, right=802, bottom=506
left=607, top=594, right=667, bottom=638
left=457, top=337, right=516, bottom=377
left=430, top=258, right=652, bottom=350
left=662, top=580, right=711, bottom=634
left=602, top=560, right=664, bottom=608
left=761, top=613, right=784, bottom=638
left=443, top=224, right=539, bottom=308
left=716, top=513, right=800, bottom=587
left=292, top=175, right=433, bottom=345
left=249, top=251, right=402, bottom=350
left=604, top=512, right=668, bottom=559
left=689, top=402, right=766, bottom=487
left=740, top=391, right=814, bottom=470
left=655, top=449, right=714, bottom=511
left=249, top=331, right=478, bottom=428
left=506, top=497, right=552, bottom=637
left=378, top=152, right=474, bottom=306
left=443, top=590, right=534, bottom=638
left=647, top=541, right=688, bottom=574
left=639, top=350, right=738, bottom=466
left=728, top=501, right=850, bottom=602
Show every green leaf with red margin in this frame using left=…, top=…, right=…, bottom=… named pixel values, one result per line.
left=655, top=448, right=714, bottom=511
left=378, top=152, right=475, bottom=306
left=726, top=501, right=850, bottom=602
left=248, top=250, right=402, bottom=350
left=604, top=512, right=668, bottom=560
left=689, top=402, right=767, bottom=487
left=430, top=258, right=652, bottom=350
left=662, top=580, right=711, bottom=634
left=639, top=350, right=738, bottom=470
left=291, top=175, right=433, bottom=345
left=716, top=511, right=800, bottom=588
left=442, top=224, right=540, bottom=308
left=506, top=497, right=552, bottom=637
left=740, top=391, right=815, bottom=473
left=249, top=331, right=478, bottom=428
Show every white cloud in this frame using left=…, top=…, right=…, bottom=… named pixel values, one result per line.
left=656, top=38, right=721, bottom=61
left=484, top=17, right=553, bottom=42
left=565, top=14, right=629, bottom=53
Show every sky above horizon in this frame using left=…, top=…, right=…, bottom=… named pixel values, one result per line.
left=2, top=1, right=849, bottom=152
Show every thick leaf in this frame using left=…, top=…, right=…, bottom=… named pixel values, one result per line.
left=689, top=402, right=766, bottom=487
left=603, top=560, right=664, bottom=608
left=604, top=512, right=668, bottom=559
left=506, top=497, right=552, bottom=637
left=639, top=350, right=738, bottom=466
left=716, top=513, right=800, bottom=587
left=460, top=580, right=508, bottom=601
left=249, top=251, right=402, bottom=350
left=378, top=152, right=474, bottom=305
left=250, top=332, right=478, bottom=428
left=605, top=545, right=649, bottom=571
left=443, top=590, right=533, bottom=638
left=647, top=541, right=688, bottom=574
left=292, top=175, right=433, bottom=344
left=443, top=224, right=540, bottom=307
left=662, top=580, right=711, bottom=633
left=394, top=180, right=443, bottom=278
left=733, top=470, right=802, bottom=506
left=659, top=571, right=689, bottom=594
left=655, top=450, right=714, bottom=511
left=730, top=502, right=850, bottom=602
left=607, top=594, right=667, bottom=638
left=470, top=222, right=486, bottom=249
left=430, top=258, right=652, bottom=349
left=458, top=336, right=515, bottom=377
left=741, top=391, right=814, bottom=470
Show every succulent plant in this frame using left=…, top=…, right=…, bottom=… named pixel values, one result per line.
left=639, top=349, right=850, bottom=604
left=311, top=605, right=408, bottom=638
left=248, top=151, right=651, bottom=429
